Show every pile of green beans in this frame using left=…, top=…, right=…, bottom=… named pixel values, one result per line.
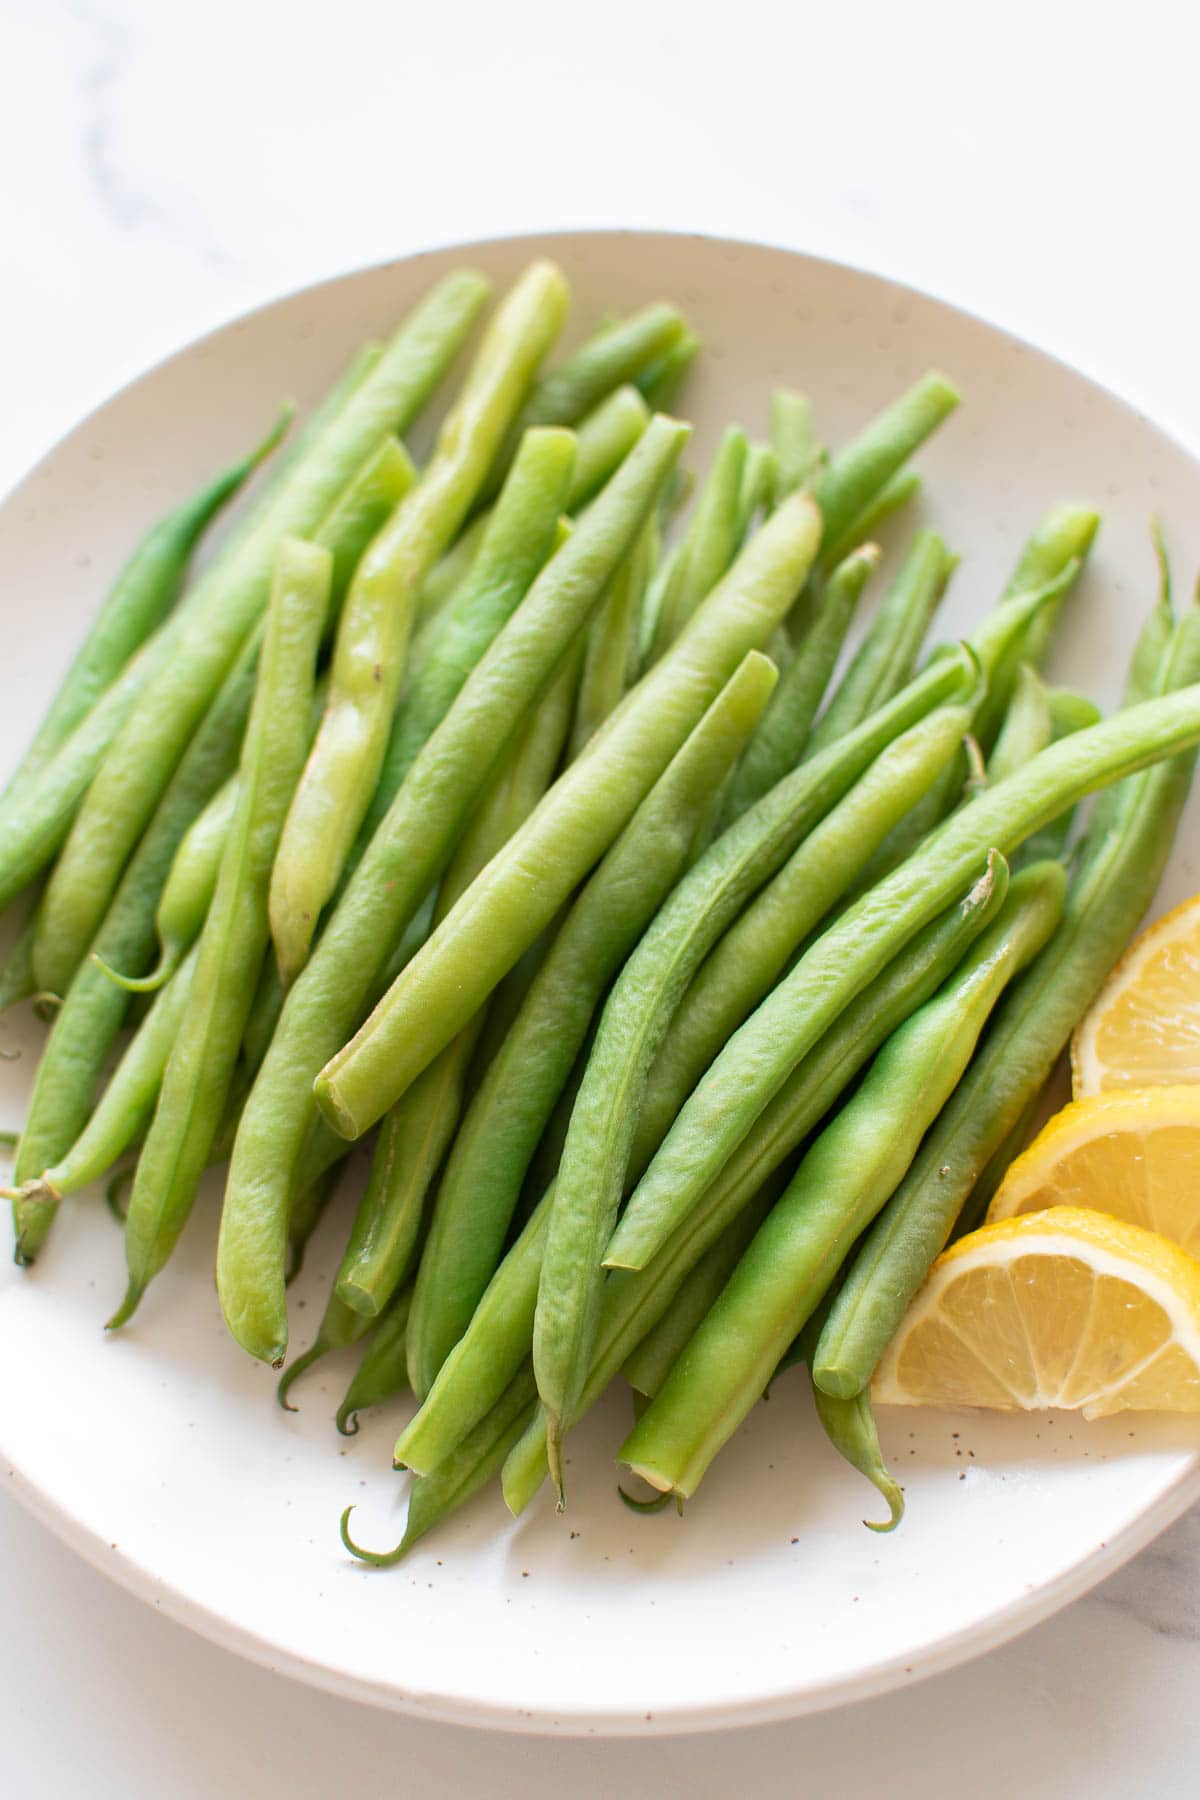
left=9, top=257, right=1200, bottom=1570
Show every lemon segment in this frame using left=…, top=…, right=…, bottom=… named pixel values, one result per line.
left=1072, top=892, right=1200, bottom=1095
left=872, top=1206, right=1200, bottom=1418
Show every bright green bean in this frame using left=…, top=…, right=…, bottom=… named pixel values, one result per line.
left=337, top=1288, right=413, bottom=1434
left=315, top=491, right=822, bottom=1142
left=269, top=263, right=569, bottom=986
left=736, top=445, right=779, bottom=538
left=313, top=435, right=417, bottom=617
left=219, top=415, right=689, bottom=1365
left=611, top=680, right=1200, bottom=1274
left=568, top=518, right=652, bottom=760
left=501, top=855, right=1010, bottom=1515
left=406, top=650, right=779, bottom=1399
left=633, top=330, right=699, bottom=413
left=618, top=863, right=1065, bottom=1496
left=1006, top=503, right=1101, bottom=668
left=717, top=543, right=880, bottom=827
left=812, top=373, right=959, bottom=562
left=342, top=1365, right=538, bottom=1566
left=650, top=428, right=749, bottom=658
left=31, top=270, right=490, bottom=999
left=769, top=389, right=823, bottom=499
left=827, top=468, right=922, bottom=564
left=806, top=529, right=956, bottom=756
left=110, top=536, right=331, bottom=1328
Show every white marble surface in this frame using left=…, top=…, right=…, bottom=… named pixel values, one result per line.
left=3, top=0, right=1200, bottom=1790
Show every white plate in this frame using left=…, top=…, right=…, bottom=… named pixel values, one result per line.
left=3, top=231, right=1200, bottom=1738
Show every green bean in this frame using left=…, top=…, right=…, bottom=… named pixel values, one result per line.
left=0, top=898, right=40, bottom=1015
left=415, top=385, right=649, bottom=627
left=950, top=1086, right=1046, bottom=1242
left=2, top=411, right=290, bottom=808
left=219, top=415, right=689, bottom=1365
left=624, top=1179, right=782, bottom=1398
left=110, top=536, right=331, bottom=1328
left=31, top=270, right=490, bottom=999
left=277, top=1283, right=376, bottom=1412
left=986, top=662, right=1053, bottom=782
left=283, top=1165, right=340, bottom=1287
left=568, top=519, right=652, bottom=760
left=806, top=530, right=956, bottom=756
left=827, top=468, right=922, bottom=564
left=620, top=695, right=980, bottom=1206
left=737, top=445, right=779, bottom=539
left=807, top=1365, right=903, bottom=1532
left=1006, top=503, right=1100, bottom=667
left=650, top=428, right=750, bottom=659
left=394, top=1192, right=552, bottom=1476
left=481, top=303, right=688, bottom=502
left=353, top=430, right=577, bottom=864
left=618, top=863, right=1065, bottom=1496
left=813, top=597, right=1200, bottom=1398
left=717, top=544, right=880, bottom=827
left=315, top=490, right=823, bottom=1143
left=342, top=1365, right=538, bottom=1566
left=334, top=649, right=581, bottom=1321
left=4, top=940, right=201, bottom=1233
left=314, top=435, right=417, bottom=614
left=337, top=1288, right=413, bottom=1434
left=1016, top=684, right=1102, bottom=865
left=612, top=677, right=1200, bottom=1275
left=10, top=626, right=265, bottom=1262
left=269, top=264, right=569, bottom=987
left=770, top=389, right=823, bottom=499
left=812, top=373, right=959, bottom=564
left=406, top=651, right=779, bottom=1401
left=501, top=855, right=1009, bottom=1515
left=633, top=330, right=699, bottom=413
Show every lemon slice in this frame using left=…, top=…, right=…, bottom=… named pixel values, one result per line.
left=985, top=1085, right=1200, bottom=1255
left=1072, top=892, right=1200, bottom=1095
left=872, top=1206, right=1200, bottom=1417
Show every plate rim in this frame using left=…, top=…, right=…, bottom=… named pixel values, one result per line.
left=4, top=225, right=1200, bottom=1736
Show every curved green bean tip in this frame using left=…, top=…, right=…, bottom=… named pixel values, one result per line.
left=104, top=1167, right=133, bottom=1224
left=276, top=1341, right=325, bottom=1412
left=863, top=1477, right=905, bottom=1534
left=32, top=992, right=61, bottom=1021
left=336, top=1404, right=361, bottom=1437
left=248, top=401, right=297, bottom=468
left=339, top=1503, right=409, bottom=1568
left=105, top=1278, right=144, bottom=1332
left=617, top=1483, right=673, bottom=1514
left=12, top=1188, right=56, bottom=1263
left=89, top=948, right=172, bottom=995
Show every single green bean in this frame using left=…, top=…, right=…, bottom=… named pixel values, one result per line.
left=825, top=468, right=922, bottom=565
left=633, top=331, right=699, bottom=413
left=1006, top=503, right=1101, bottom=667
left=0, top=897, right=40, bottom=1015
left=277, top=1284, right=376, bottom=1412
left=334, top=648, right=581, bottom=1321
left=313, top=434, right=417, bottom=617
left=808, top=1367, right=904, bottom=1532
left=218, top=415, right=689, bottom=1365
left=316, top=491, right=823, bottom=1141
left=31, top=270, right=490, bottom=998
left=813, top=599, right=1200, bottom=1397
left=269, top=263, right=569, bottom=986
left=337, top=1288, right=413, bottom=1434
left=2, top=410, right=289, bottom=807
left=342, top=1365, right=538, bottom=1566
left=621, top=695, right=979, bottom=1202
left=806, top=529, right=956, bottom=756
left=736, top=445, right=779, bottom=538
left=770, top=389, right=823, bottom=500
left=618, top=864, right=1066, bottom=1496
left=611, top=679, right=1200, bottom=1273
left=406, top=650, right=778, bottom=1401
left=717, top=543, right=880, bottom=826
left=567, top=519, right=652, bottom=761
left=501, top=855, right=1010, bottom=1514
left=650, top=428, right=749, bottom=659
left=987, top=662, right=1053, bottom=782
left=110, top=536, right=331, bottom=1328
left=10, top=626, right=265, bottom=1261
left=812, top=373, right=959, bottom=563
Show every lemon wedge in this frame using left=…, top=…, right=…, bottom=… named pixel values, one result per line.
left=872, top=1206, right=1200, bottom=1417
left=1072, top=892, right=1200, bottom=1095
left=985, top=1085, right=1200, bottom=1255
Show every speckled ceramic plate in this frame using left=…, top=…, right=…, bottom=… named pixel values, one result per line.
left=3, top=231, right=1200, bottom=1736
